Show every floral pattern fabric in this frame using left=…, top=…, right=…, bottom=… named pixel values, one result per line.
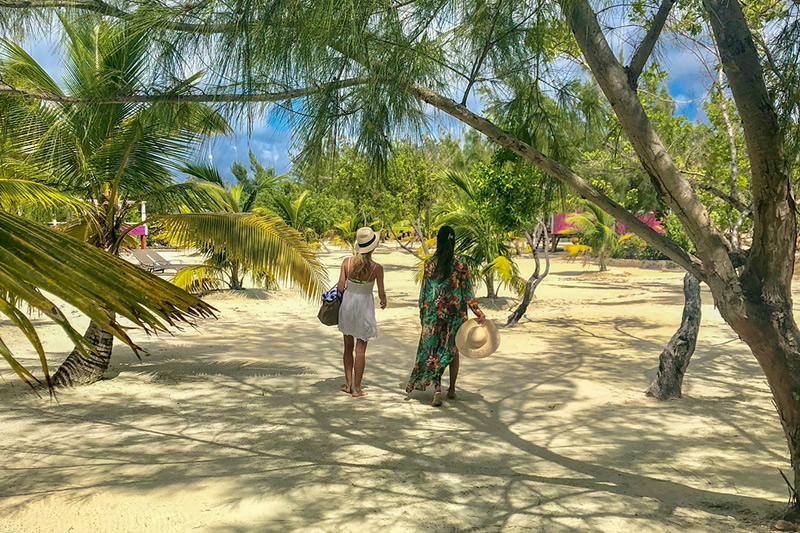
left=406, top=255, right=481, bottom=391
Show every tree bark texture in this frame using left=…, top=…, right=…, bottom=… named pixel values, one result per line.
left=703, top=0, right=800, bottom=505
left=507, top=224, right=550, bottom=326
left=646, top=273, right=701, bottom=400
left=412, top=218, right=430, bottom=255
left=485, top=276, right=496, bottom=299
left=52, top=319, right=115, bottom=387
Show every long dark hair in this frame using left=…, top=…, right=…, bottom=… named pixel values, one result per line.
left=433, top=225, right=456, bottom=281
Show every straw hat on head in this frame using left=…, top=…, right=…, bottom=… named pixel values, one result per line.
left=456, top=318, right=500, bottom=359
left=355, top=226, right=379, bottom=254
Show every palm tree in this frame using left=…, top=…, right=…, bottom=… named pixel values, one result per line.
left=0, top=193, right=213, bottom=392
left=0, top=20, right=326, bottom=386
left=273, top=190, right=313, bottom=236
left=333, top=213, right=381, bottom=252
left=170, top=163, right=315, bottom=293
left=439, top=171, right=524, bottom=298
left=565, top=202, right=632, bottom=272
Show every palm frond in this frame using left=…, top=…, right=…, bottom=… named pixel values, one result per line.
left=0, top=178, right=86, bottom=211
left=155, top=212, right=328, bottom=299
left=441, top=170, right=475, bottom=201
left=171, top=265, right=225, bottom=294
left=0, top=211, right=216, bottom=388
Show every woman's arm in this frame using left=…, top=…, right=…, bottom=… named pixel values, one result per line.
left=336, top=258, right=348, bottom=294
left=462, top=263, right=486, bottom=324
left=376, top=264, right=387, bottom=309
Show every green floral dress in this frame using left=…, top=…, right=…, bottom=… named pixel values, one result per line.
left=406, top=255, right=481, bottom=392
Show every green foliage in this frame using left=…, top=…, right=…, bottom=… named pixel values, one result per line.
left=0, top=211, right=214, bottom=389
left=470, top=161, right=555, bottom=233
left=566, top=202, right=632, bottom=271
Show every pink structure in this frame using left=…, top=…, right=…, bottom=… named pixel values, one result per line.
left=121, top=224, right=148, bottom=249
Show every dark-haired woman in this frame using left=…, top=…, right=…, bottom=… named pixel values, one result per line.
left=405, top=225, right=485, bottom=406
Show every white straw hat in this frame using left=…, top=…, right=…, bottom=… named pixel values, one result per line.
left=355, top=227, right=379, bottom=253
left=456, top=318, right=500, bottom=359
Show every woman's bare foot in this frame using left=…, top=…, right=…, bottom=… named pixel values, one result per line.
left=340, top=384, right=352, bottom=394
left=447, top=389, right=456, bottom=400
left=432, top=391, right=443, bottom=406
left=352, top=389, right=368, bottom=398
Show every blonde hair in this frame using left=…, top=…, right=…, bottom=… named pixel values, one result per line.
left=350, top=251, right=373, bottom=280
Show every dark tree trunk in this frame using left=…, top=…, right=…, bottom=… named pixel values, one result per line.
left=507, top=224, right=550, bottom=326
left=52, top=319, right=115, bottom=387
left=646, top=273, right=701, bottom=399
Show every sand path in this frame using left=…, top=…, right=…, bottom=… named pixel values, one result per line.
left=0, top=248, right=790, bottom=532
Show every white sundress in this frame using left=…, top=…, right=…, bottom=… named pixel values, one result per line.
left=337, top=263, right=378, bottom=342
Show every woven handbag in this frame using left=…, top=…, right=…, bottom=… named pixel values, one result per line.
left=317, top=287, right=343, bottom=326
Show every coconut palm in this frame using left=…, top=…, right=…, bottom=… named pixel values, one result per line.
left=0, top=20, right=326, bottom=386
left=333, top=213, right=382, bottom=252
left=565, top=202, right=632, bottom=272
left=169, top=163, right=316, bottom=293
left=439, top=171, right=524, bottom=298
left=273, top=190, right=313, bottom=236
left=0, top=200, right=214, bottom=391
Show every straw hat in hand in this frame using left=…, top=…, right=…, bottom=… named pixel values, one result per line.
left=456, top=318, right=500, bottom=359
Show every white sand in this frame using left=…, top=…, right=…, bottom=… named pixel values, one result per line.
left=0, top=247, right=791, bottom=532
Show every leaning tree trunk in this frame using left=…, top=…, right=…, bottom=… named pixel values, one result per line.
left=52, top=318, right=115, bottom=387
left=646, top=273, right=701, bottom=399
left=412, top=217, right=430, bottom=255
left=507, top=223, right=551, bottom=326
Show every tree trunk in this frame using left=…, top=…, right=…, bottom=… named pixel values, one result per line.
left=229, top=262, right=244, bottom=290
left=507, top=224, right=551, bottom=326
left=52, top=319, right=115, bottom=387
left=646, top=273, right=701, bottom=399
left=598, top=254, right=608, bottom=272
left=485, top=276, right=496, bottom=299
left=412, top=217, right=429, bottom=255
left=702, top=0, right=800, bottom=508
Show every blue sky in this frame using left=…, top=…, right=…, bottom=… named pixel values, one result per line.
left=23, top=26, right=713, bottom=182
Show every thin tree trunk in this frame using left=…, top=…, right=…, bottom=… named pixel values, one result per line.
left=412, top=217, right=429, bottom=255
left=646, top=273, right=701, bottom=399
left=390, top=227, right=422, bottom=258
left=229, top=262, right=244, bottom=290
left=485, top=276, right=496, bottom=299
left=52, top=318, right=115, bottom=387
left=507, top=223, right=551, bottom=326
left=716, top=62, right=743, bottom=249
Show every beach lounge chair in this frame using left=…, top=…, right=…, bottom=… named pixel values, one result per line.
left=130, top=249, right=196, bottom=273
left=143, top=250, right=199, bottom=272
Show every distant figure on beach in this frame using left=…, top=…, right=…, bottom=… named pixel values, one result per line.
left=406, top=225, right=485, bottom=406
left=337, top=227, right=387, bottom=397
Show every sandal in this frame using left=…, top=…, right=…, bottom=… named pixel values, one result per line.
left=432, top=391, right=443, bottom=407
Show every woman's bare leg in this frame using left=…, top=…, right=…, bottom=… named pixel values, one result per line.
left=352, top=339, right=368, bottom=397
left=342, top=335, right=354, bottom=393
left=448, top=352, right=459, bottom=399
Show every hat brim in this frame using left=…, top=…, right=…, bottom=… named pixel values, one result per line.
left=455, top=319, right=500, bottom=359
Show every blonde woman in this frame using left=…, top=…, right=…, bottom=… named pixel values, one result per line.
left=336, top=227, right=386, bottom=397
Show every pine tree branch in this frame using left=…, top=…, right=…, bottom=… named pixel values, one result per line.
left=405, top=80, right=705, bottom=280
left=625, top=0, right=675, bottom=87
left=0, top=77, right=366, bottom=104
left=681, top=172, right=751, bottom=214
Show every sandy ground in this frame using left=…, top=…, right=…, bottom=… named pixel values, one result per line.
left=0, top=246, right=793, bottom=532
